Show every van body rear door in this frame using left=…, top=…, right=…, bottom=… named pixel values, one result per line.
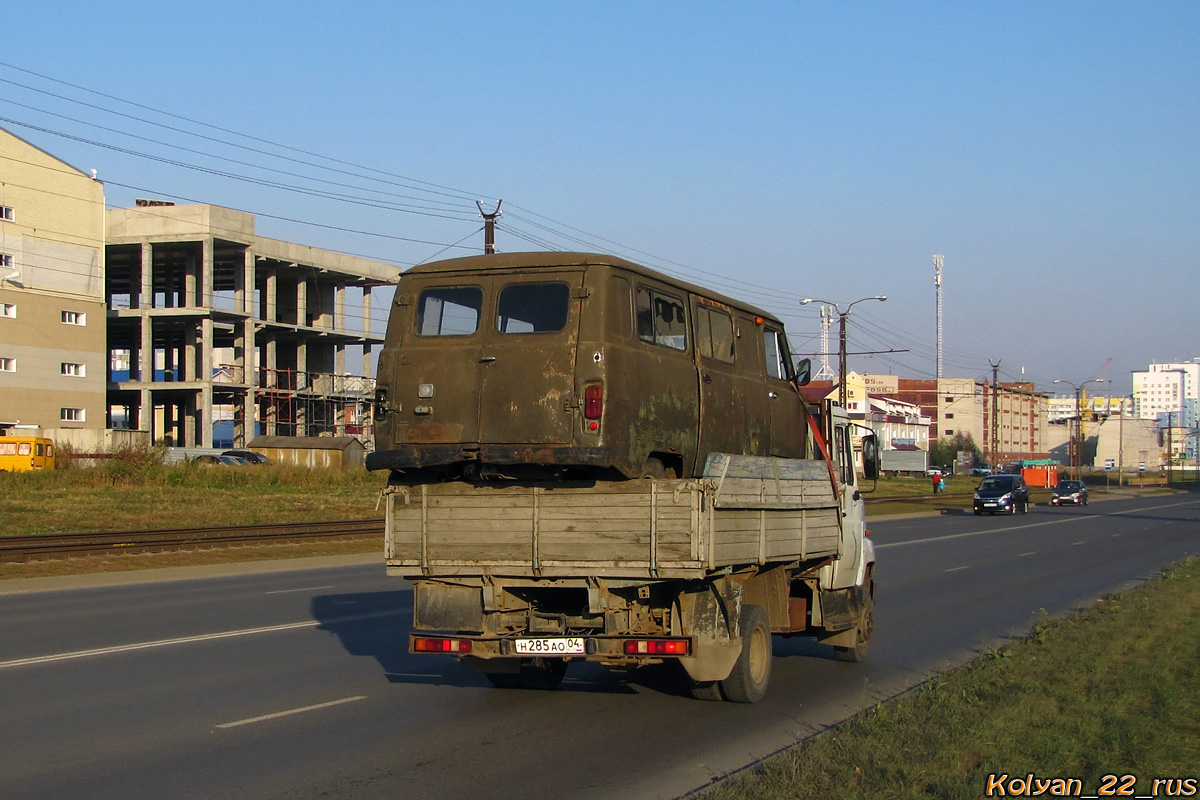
left=477, top=270, right=584, bottom=446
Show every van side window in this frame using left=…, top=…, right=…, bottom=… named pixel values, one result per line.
left=696, top=306, right=735, bottom=363
left=636, top=286, right=687, bottom=351
left=763, top=328, right=793, bottom=380
left=416, top=287, right=483, bottom=336
left=496, top=282, right=569, bottom=333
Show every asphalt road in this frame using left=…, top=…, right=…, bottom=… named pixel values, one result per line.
left=1, top=491, right=1197, bottom=800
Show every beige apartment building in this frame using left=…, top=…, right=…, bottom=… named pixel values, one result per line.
left=0, top=126, right=107, bottom=433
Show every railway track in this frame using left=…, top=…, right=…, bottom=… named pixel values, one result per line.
left=0, top=518, right=384, bottom=563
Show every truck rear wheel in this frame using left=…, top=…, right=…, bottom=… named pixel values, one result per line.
left=484, top=658, right=568, bottom=690
left=719, top=605, right=772, bottom=703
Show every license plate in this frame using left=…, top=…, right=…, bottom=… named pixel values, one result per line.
left=513, top=637, right=585, bottom=655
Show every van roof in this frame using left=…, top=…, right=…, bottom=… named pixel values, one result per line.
left=403, top=251, right=782, bottom=324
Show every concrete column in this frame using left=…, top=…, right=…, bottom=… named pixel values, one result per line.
left=201, top=238, right=214, bottom=309
left=363, top=344, right=373, bottom=381
left=363, top=286, right=372, bottom=337
left=265, top=266, right=277, bottom=323
left=335, top=343, right=346, bottom=376
left=242, top=317, right=257, bottom=443
left=242, top=249, right=255, bottom=315
left=139, top=387, right=152, bottom=435
left=298, top=278, right=309, bottom=328
left=139, top=315, right=153, bottom=383
left=140, top=242, right=153, bottom=309
left=335, top=283, right=346, bottom=332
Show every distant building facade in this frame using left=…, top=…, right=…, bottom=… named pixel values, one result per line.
left=0, top=126, right=107, bottom=433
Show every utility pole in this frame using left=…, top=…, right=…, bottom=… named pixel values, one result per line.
left=989, top=359, right=1001, bottom=469
left=933, top=255, right=944, bottom=379
left=476, top=199, right=503, bottom=254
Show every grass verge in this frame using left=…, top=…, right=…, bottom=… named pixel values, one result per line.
left=701, top=557, right=1200, bottom=800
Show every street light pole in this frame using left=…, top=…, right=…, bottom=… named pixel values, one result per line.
left=1053, top=378, right=1105, bottom=480
left=800, top=295, right=887, bottom=408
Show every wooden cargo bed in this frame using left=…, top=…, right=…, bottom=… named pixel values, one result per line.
left=384, top=454, right=843, bottom=579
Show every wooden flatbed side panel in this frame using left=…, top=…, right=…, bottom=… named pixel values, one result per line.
left=704, top=454, right=837, bottom=510
left=708, top=508, right=841, bottom=565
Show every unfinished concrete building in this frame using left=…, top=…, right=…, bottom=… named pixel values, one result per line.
left=104, top=203, right=398, bottom=448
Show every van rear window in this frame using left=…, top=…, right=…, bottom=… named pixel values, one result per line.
left=496, top=283, right=569, bottom=333
left=416, top=287, right=483, bottom=336
left=636, top=286, right=687, bottom=351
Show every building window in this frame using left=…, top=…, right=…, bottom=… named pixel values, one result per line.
left=1, top=303, right=14, bottom=319
left=0, top=357, right=15, bottom=372
left=60, top=407, right=86, bottom=422
left=0, top=206, right=12, bottom=222
left=61, top=362, right=86, bottom=377
left=945, top=413, right=954, bottom=419
left=61, top=310, right=86, bottom=326
left=1, top=253, right=12, bottom=268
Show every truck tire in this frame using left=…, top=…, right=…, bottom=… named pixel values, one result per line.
left=689, top=680, right=724, bottom=702
left=484, top=658, right=568, bottom=690
left=518, top=658, right=568, bottom=690
left=720, top=605, right=772, bottom=703
left=833, top=582, right=874, bottom=663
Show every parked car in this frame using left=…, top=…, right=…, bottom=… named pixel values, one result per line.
left=973, top=474, right=1030, bottom=515
left=223, top=449, right=272, bottom=465
left=970, top=465, right=991, bottom=476
left=926, top=467, right=943, bottom=477
left=1051, top=479, right=1089, bottom=506
left=191, top=454, right=247, bottom=466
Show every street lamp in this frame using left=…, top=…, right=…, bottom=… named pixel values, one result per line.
left=1053, top=378, right=1106, bottom=479
left=800, top=295, right=887, bottom=408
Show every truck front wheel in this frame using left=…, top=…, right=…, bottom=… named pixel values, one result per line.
left=833, top=583, right=874, bottom=663
left=720, top=605, right=772, bottom=703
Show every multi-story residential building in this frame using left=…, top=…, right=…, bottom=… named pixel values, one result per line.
left=865, top=393, right=931, bottom=452
left=1132, top=360, right=1199, bottom=420
left=0, top=126, right=107, bottom=433
left=104, top=202, right=398, bottom=448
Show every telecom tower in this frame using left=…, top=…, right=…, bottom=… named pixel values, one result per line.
left=814, top=305, right=837, bottom=380
left=933, top=255, right=944, bottom=378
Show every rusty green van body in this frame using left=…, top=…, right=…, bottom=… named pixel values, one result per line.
left=366, top=252, right=810, bottom=481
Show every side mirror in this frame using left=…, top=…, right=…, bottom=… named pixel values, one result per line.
left=861, top=434, right=880, bottom=481
left=794, top=358, right=812, bottom=387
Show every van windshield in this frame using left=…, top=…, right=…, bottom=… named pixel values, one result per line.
left=496, top=282, right=569, bottom=333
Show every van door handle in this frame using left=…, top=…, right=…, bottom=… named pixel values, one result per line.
left=479, top=356, right=496, bottom=363
left=768, top=391, right=779, bottom=399
left=701, top=372, right=712, bottom=384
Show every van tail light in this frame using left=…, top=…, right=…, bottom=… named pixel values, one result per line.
left=583, top=383, right=603, bottom=430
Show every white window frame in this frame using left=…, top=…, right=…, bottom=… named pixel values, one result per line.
left=61, top=362, right=86, bottom=377
left=60, top=407, right=86, bottom=422
left=0, top=253, right=12, bottom=268
left=1, top=303, right=14, bottom=319
left=0, top=206, right=12, bottom=222
left=0, top=357, right=15, bottom=372
left=61, top=310, right=87, bottom=326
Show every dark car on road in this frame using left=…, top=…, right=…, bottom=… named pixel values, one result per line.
left=973, top=474, right=1030, bottom=515
left=1051, top=479, right=1089, bottom=506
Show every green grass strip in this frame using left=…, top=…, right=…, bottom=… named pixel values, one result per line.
left=703, top=557, right=1200, bottom=800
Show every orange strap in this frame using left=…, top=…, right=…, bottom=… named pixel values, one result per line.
left=806, top=411, right=842, bottom=505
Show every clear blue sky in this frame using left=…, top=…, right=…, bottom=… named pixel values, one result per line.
left=4, top=1, right=1198, bottom=396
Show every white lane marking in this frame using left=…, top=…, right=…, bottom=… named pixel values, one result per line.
left=264, top=585, right=334, bottom=595
left=216, top=696, right=367, bottom=729
left=876, top=499, right=1199, bottom=550
left=0, top=609, right=402, bottom=670
left=1019, top=552, right=1037, bottom=557
left=1072, top=541, right=1085, bottom=546
left=945, top=566, right=970, bottom=573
